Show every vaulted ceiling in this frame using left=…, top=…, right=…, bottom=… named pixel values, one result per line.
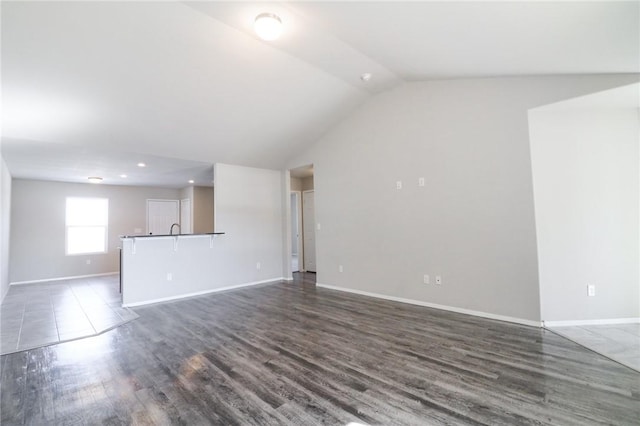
left=2, top=1, right=638, bottom=187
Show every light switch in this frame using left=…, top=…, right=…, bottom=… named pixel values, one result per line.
left=396, top=181, right=402, bottom=190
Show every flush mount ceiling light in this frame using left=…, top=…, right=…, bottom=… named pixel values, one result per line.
left=188, top=179, right=195, bottom=184
left=120, top=174, right=127, bottom=178
left=254, top=13, right=283, bottom=41
left=360, top=73, right=373, bottom=82
left=88, top=177, right=103, bottom=184
left=137, top=162, right=146, bottom=168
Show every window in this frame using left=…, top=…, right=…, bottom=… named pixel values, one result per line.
left=66, top=197, right=109, bottom=255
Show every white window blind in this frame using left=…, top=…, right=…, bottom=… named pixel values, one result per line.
left=65, top=197, right=109, bottom=255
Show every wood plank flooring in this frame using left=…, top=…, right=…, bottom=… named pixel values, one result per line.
left=1, top=273, right=639, bottom=425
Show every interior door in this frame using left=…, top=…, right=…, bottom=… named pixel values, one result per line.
left=147, top=199, right=179, bottom=235
left=302, top=190, right=316, bottom=272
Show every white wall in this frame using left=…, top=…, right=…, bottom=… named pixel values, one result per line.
left=530, top=107, right=639, bottom=322
left=214, top=163, right=283, bottom=281
left=10, top=179, right=181, bottom=283
left=286, top=74, right=639, bottom=324
left=121, top=163, right=284, bottom=305
left=0, top=155, right=12, bottom=302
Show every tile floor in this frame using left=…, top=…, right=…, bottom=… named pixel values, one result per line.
left=0, top=275, right=138, bottom=355
left=549, top=323, right=640, bottom=372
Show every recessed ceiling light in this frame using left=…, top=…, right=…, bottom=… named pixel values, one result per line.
left=88, top=177, right=103, bottom=184
left=254, top=13, right=283, bottom=41
left=137, top=162, right=146, bottom=168
left=188, top=180, right=195, bottom=184
left=120, top=174, right=127, bottom=178
left=360, top=73, right=373, bottom=82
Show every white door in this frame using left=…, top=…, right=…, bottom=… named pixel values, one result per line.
left=302, top=190, right=316, bottom=272
left=147, top=199, right=179, bottom=235
left=181, top=199, right=192, bottom=234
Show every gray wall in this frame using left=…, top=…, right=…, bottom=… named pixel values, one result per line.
left=286, top=74, right=640, bottom=323
left=290, top=177, right=302, bottom=191
left=10, top=179, right=180, bottom=283
left=301, top=176, right=314, bottom=191
left=530, top=107, right=639, bottom=321
left=1, top=155, right=12, bottom=302
left=193, top=186, right=214, bottom=234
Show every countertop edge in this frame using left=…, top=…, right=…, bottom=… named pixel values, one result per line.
left=120, top=232, right=225, bottom=239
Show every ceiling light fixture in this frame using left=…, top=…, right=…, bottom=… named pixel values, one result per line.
left=88, top=177, right=103, bottom=184
left=137, top=162, right=146, bottom=168
left=120, top=174, right=127, bottom=178
left=188, top=179, right=195, bottom=184
left=360, top=73, right=373, bottom=82
left=254, top=13, right=283, bottom=41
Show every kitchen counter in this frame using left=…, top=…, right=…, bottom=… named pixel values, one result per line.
left=120, top=232, right=225, bottom=239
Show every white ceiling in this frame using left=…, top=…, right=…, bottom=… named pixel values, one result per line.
left=1, top=139, right=214, bottom=189
left=531, top=83, right=640, bottom=111
left=1, top=1, right=638, bottom=187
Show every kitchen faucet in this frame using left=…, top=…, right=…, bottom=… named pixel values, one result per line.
left=170, top=223, right=181, bottom=235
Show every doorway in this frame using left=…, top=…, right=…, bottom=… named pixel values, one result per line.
left=290, top=165, right=315, bottom=274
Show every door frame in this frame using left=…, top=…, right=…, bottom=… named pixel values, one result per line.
left=291, top=191, right=303, bottom=272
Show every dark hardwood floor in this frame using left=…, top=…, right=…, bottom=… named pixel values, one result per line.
left=1, top=272, right=639, bottom=425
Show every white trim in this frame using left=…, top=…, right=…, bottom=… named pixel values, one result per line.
left=123, top=277, right=285, bottom=307
left=316, top=283, right=542, bottom=328
left=543, top=318, right=640, bottom=327
left=290, top=190, right=303, bottom=272
left=10, top=272, right=118, bottom=286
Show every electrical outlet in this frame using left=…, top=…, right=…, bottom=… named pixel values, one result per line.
left=396, top=181, right=403, bottom=190
left=587, top=285, right=595, bottom=297
left=166, top=273, right=172, bottom=281
left=339, top=265, right=343, bottom=273
left=418, top=177, right=425, bottom=187
left=435, top=276, right=442, bottom=285
left=256, top=262, right=261, bottom=270
left=423, top=274, right=430, bottom=284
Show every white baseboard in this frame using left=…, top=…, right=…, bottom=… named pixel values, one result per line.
left=10, top=272, right=119, bottom=286
left=123, top=277, right=285, bottom=307
left=316, top=283, right=541, bottom=328
left=543, top=318, right=640, bottom=327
